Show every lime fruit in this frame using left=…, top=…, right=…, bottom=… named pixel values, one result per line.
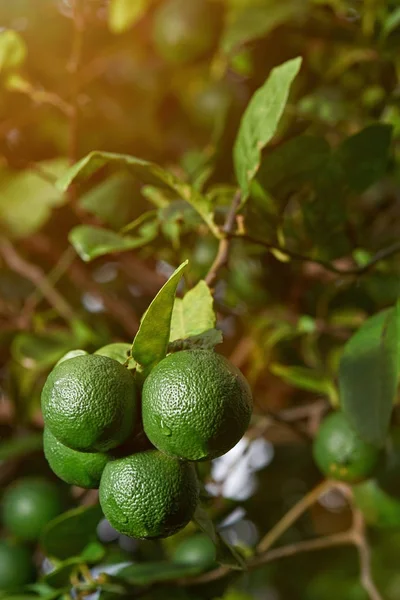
left=43, top=428, right=111, bottom=489
left=2, top=477, right=64, bottom=541
left=181, top=79, right=231, bottom=128
left=172, top=533, right=216, bottom=569
left=99, top=450, right=199, bottom=539
left=0, top=540, right=35, bottom=591
left=353, top=479, right=400, bottom=528
left=142, top=350, right=252, bottom=461
left=152, top=0, right=219, bottom=64
left=41, top=354, right=137, bottom=452
left=312, top=411, right=381, bottom=483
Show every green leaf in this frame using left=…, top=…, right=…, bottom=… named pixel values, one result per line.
left=78, top=174, right=135, bottom=229
left=170, top=281, right=216, bottom=341
left=95, top=343, right=133, bottom=365
left=40, top=503, right=103, bottom=561
left=221, top=1, right=304, bottom=55
left=270, top=364, right=337, bottom=400
left=233, top=57, right=302, bottom=204
left=233, top=57, right=301, bottom=203
left=256, top=135, right=331, bottom=192
left=339, top=305, right=400, bottom=447
left=69, top=224, right=157, bottom=262
left=43, top=557, right=81, bottom=588
left=0, top=30, right=26, bottom=72
left=57, top=151, right=219, bottom=237
left=80, top=540, right=106, bottom=563
left=381, top=7, right=400, bottom=38
left=132, top=261, right=188, bottom=370
left=335, top=124, right=392, bottom=192
left=0, top=433, right=43, bottom=462
left=56, top=349, right=88, bottom=366
left=115, top=561, right=204, bottom=586
left=0, top=159, right=68, bottom=238
left=12, top=331, right=86, bottom=370
left=109, top=0, right=153, bottom=33
left=168, top=328, right=223, bottom=352
left=193, top=504, right=217, bottom=544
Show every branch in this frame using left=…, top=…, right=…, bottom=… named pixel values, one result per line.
left=257, top=478, right=335, bottom=553
left=205, top=190, right=242, bottom=287
left=231, top=233, right=400, bottom=277
left=0, top=239, right=75, bottom=323
left=250, top=531, right=353, bottom=566
left=351, top=507, right=383, bottom=600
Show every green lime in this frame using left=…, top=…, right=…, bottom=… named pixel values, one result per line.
left=181, top=79, right=231, bottom=128
left=152, top=0, right=219, bottom=64
left=0, top=540, right=35, bottom=591
left=172, top=533, right=216, bottom=569
left=353, top=479, right=400, bottom=528
left=99, top=450, right=199, bottom=539
left=41, top=354, right=137, bottom=452
left=43, top=428, right=111, bottom=489
left=312, top=412, right=381, bottom=483
left=142, top=350, right=252, bottom=461
left=2, top=477, right=64, bottom=541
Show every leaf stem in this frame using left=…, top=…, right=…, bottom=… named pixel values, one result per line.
left=205, top=190, right=242, bottom=287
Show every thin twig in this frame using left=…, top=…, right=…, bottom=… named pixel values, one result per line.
left=250, top=531, right=353, bottom=566
left=21, top=247, right=76, bottom=320
left=257, top=479, right=335, bottom=553
left=205, top=190, right=242, bottom=287
left=0, top=239, right=75, bottom=323
left=179, top=530, right=354, bottom=586
left=352, top=508, right=383, bottom=600
left=231, top=233, right=400, bottom=277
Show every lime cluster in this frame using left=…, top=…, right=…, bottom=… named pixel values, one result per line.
left=41, top=349, right=253, bottom=540
left=313, top=411, right=400, bottom=529
left=0, top=477, right=64, bottom=592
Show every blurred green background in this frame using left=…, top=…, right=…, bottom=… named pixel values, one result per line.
left=1, top=0, right=400, bottom=598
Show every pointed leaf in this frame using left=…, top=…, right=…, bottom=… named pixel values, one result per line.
left=132, top=261, right=188, bottom=369
left=57, top=151, right=219, bottom=236
left=270, top=364, right=337, bottom=400
left=233, top=57, right=302, bottom=204
left=339, top=305, right=400, bottom=447
left=69, top=224, right=157, bottom=262
left=170, top=280, right=216, bottom=341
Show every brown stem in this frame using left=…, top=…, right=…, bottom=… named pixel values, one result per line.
left=250, top=531, right=353, bottom=566
left=230, top=233, right=400, bottom=278
left=0, top=239, right=75, bottom=323
left=257, top=479, right=335, bottom=553
left=351, top=508, right=383, bottom=600
left=205, top=190, right=242, bottom=287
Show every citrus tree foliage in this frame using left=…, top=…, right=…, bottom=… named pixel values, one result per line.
left=1, top=1, right=400, bottom=600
